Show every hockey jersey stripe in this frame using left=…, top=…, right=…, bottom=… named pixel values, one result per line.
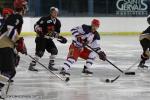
left=64, top=63, right=71, bottom=68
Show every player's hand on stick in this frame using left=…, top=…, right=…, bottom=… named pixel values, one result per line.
left=35, top=26, right=44, bottom=36
left=16, top=37, right=27, bottom=55
left=57, top=36, right=67, bottom=44
left=98, top=51, right=107, bottom=61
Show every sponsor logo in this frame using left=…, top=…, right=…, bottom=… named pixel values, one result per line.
left=116, top=0, right=148, bottom=16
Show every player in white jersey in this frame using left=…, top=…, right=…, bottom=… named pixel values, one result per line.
left=60, top=19, right=107, bottom=76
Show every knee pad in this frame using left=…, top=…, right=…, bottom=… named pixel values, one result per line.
left=145, top=49, right=150, bottom=57
left=88, top=51, right=97, bottom=59
left=141, top=53, right=149, bottom=61
left=35, top=51, right=44, bottom=57
left=50, top=48, right=58, bottom=55
left=1, top=70, right=16, bottom=79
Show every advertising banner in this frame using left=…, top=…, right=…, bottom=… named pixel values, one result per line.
left=116, top=0, right=149, bottom=16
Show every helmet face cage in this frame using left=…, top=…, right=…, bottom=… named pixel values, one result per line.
left=22, top=3, right=28, bottom=14
left=14, top=0, right=28, bottom=14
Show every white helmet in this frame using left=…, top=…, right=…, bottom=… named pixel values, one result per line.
left=50, top=7, right=59, bottom=13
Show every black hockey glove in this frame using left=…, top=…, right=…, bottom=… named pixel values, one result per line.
left=57, top=36, right=67, bottom=44
left=47, top=31, right=59, bottom=38
left=98, top=51, right=107, bottom=61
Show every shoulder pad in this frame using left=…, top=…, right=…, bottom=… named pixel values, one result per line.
left=82, top=24, right=91, bottom=34
left=93, top=31, right=100, bottom=40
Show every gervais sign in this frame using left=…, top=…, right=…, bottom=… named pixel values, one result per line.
left=116, top=0, right=148, bottom=16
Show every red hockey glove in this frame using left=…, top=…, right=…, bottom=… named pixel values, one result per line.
left=57, top=36, right=67, bottom=44
left=16, top=37, right=27, bottom=55
left=98, top=51, right=107, bottom=61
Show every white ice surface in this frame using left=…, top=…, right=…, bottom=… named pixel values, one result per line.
left=4, top=36, right=150, bottom=100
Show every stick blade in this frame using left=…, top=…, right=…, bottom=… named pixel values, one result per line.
left=124, top=72, right=135, bottom=75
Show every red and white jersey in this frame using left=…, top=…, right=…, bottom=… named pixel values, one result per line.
left=71, top=24, right=101, bottom=50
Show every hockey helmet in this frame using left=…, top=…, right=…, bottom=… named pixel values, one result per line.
left=91, top=19, right=100, bottom=27
left=14, top=0, right=28, bottom=13
left=50, top=7, right=59, bottom=13
left=2, top=8, right=14, bottom=17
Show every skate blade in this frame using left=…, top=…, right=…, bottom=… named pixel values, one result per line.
left=138, top=67, right=149, bottom=72
left=60, top=74, right=70, bottom=78
left=0, top=96, right=4, bottom=100
left=81, top=73, right=93, bottom=77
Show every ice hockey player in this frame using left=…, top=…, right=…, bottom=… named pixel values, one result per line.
left=0, top=8, right=20, bottom=68
left=138, top=15, right=150, bottom=69
left=29, top=7, right=67, bottom=71
left=0, top=0, right=28, bottom=97
left=60, top=19, right=107, bottom=77
left=0, top=8, right=14, bottom=28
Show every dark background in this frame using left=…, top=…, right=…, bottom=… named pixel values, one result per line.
left=0, top=0, right=150, bottom=17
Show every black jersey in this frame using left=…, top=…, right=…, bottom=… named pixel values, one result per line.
left=0, top=13, right=23, bottom=42
left=34, top=16, right=61, bottom=35
left=142, top=26, right=150, bottom=35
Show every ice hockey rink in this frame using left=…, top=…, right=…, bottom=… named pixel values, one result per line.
left=5, top=35, right=150, bottom=100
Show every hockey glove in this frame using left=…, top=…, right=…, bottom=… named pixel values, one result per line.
left=34, top=25, right=45, bottom=36
left=16, top=37, right=27, bottom=55
left=98, top=51, right=107, bottom=61
left=57, top=36, right=67, bottom=44
left=49, top=31, right=59, bottom=38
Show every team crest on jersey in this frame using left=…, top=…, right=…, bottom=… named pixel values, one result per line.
left=40, top=20, right=44, bottom=24
left=47, top=20, right=53, bottom=24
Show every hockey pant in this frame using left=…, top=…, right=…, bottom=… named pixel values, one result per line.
left=63, top=44, right=97, bottom=71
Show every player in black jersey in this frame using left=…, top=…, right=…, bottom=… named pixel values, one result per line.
left=138, top=15, right=150, bottom=69
left=29, top=7, right=67, bottom=71
left=0, top=0, right=28, bottom=97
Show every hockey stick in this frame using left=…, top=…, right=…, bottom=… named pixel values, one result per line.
left=0, top=78, right=11, bottom=100
left=85, top=44, right=135, bottom=75
left=106, top=59, right=139, bottom=83
left=27, top=54, right=69, bottom=82
left=3, top=79, right=11, bottom=100
left=106, top=59, right=135, bottom=75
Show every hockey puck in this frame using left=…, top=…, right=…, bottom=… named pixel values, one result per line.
left=105, top=79, right=110, bottom=83
left=65, top=77, right=70, bottom=82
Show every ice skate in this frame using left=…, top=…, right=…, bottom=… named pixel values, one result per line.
left=82, top=66, right=93, bottom=76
